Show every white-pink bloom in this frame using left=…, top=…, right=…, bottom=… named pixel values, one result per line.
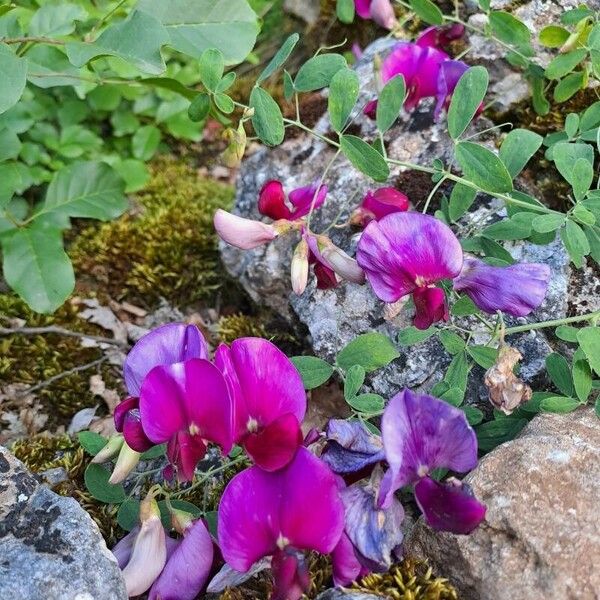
left=214, top=209, right=278, bottom=250
left=370, top=0, right=396, bottom=30
left=316, top=236, right=366, bottom=285
left=108, top=443, right=140, bottom=484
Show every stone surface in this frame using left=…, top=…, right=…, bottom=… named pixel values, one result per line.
left=0, top=446, right=126, bottom=600
left=405, top=408, right=600, bottom=600
left=221, top=37, right=572, bottom=404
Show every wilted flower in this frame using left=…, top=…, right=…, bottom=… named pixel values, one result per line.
left=307, top=234, right=366, bottom=286
left=351, top=187, right=409, bottom=226
left=379, top=389, right=486, bottom=534
left=484, top=345, right=532, bottom=414
left=354, top=0, right=396, bottom=29
left=213, top=209, right=280, bottom=250
left=453, top=256, right=551, bottom=317
left=416, top=24, right=466, bottom=49
left=258, top=180, right=328, bottom=221
left=215, top=337, right=306, bottom=471
left=218, top=448, right=345, bottom=600
left=357, top=212, right=462, bottom=329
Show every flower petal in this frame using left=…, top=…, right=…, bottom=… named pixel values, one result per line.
left=167, top=431, right=208, bottom=483
left=379, top=389, right=478, bottom=507
left=122, top=408, right=153, bottom=453
left=124, top=323, right=208, bottom=397
left=435, top=59, right=469, bottom=120
left=359, top=187, right=409, bottom=224
left=453, top=257, right=551, bottom=317
left=112, top=527, right=138, bottom=569
left=114, top=396, right=139, bottom=432
left=354, top=0, right=372, bottom=19
left=288, top=184, right=327, bottom=219
left=412, top=286, right=448, bottom=330
left=258, top=180, right=292, bottom=220
left=414, top=476, right=486, bottom=534
left=331, top=532, right=367, bottom=586
left=214, top=209, right=278, bottom=250
left=370, top=0, right=396, bottom=29
left=357, top=212, right=463, bottom=303
left=271, top=549, right=310, bottom=600
left=243, top=412, right=303, bottom=471
left=148, top=519, right=214, bottom=600
left=416, top=23, right=465, bottom=48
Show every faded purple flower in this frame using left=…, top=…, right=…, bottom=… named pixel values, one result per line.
left=307, top=234, right=365, bottom=286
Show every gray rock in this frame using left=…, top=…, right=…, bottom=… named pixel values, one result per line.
left=0, top=446, right=126, bottom=600
left=405, top=408, right=600, bottom=600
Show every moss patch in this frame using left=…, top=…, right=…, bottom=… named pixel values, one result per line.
left=71, top=156, right=235, bottom=308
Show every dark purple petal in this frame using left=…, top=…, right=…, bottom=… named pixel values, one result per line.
left=453, top=257, right=551, bottom=317
left=314, top=262, right=339, bottom=289
left=357, top=212, right=463, bottom=303
left=258, top=180, right=292, bottom=220
left=412, top=286, right=448, bottom=330
left=167, top=431, right=208, bottom=483
left=288, top=184, right=327, bottom=219
left=435, top=59, right=469, bottom=120
left=416, top=24, right=465, bottom=49
left=414, top=476, right=486, bottom=534
left=122, top=408, right=153, bottom=453
left=148, top=519, right=214, bottom=600
left=271, top=549, right=310, bottom=600
left=354, top=0, right=372, bottom=19
left=114, top=396, right=139, bottom=432
left=321, top=419, right=385, bottom=474
left=363, top=99, right=378, bottom=120
left=379, top=389, right=478, bottom=508
left=331, top=532, right=368, bottom=586
left=124, top=323, right=208, bottom=396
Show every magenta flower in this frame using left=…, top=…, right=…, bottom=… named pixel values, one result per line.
left=139, top=359, right=233, bottom=482
left=416, top=24, right=465, bottom=49
left=258, top=180, right=328, bottom=221
left=351, top=187, right=409, bottom=227
left=357, top=212, right=463, bottom=329
left=453, top=256, right=551, bottom=317
left=114, top=396, right=152, bottom=453
left=354, top=0, right=396, bottom=29
left=379, top=389, right=486, bottom=534
left=214, top=209, right=280, bottom=250
left=214, top=337, right=306, bottom=471
left=218, top=447, right=345, bottom=600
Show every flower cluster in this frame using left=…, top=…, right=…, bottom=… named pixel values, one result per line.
left=98, top=323, right=488, bottom=599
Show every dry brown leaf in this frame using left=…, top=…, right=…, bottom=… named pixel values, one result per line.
left=89, top=374, right=120, bottom=412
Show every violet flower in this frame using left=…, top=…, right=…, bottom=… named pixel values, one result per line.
left=139, top=358, right=233, bottom=482
left=435, top=59, right=474, bottom=121
left=258, top=180, right=328, bottom=221
left=214, top=337, right=306, bottom=471
left=453, top=256, right=551, bottom=317
left=379, top=389, right=486, bottom=534
left=218, top=447, right=345, bottom=600
left=354, top=0, right=396, bottom=29
left=357, top=212, right=463, bottom=329
left=351, top=187, right=409, bottom=227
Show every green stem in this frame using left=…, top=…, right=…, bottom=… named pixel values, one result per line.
left=502, top=310, right=600, bottom=335
left=89, top=0, right=130, bottom=37
left=282, top=118, right=340, bottom=148
left=1, top=36, right=64, bottom=45
left=422, top=175, right=447, bottom=214
left=170, top=455, right=247, bottom=498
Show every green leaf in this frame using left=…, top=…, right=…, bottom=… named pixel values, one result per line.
left=461, top=405, right=484, bottom=426
left=554, top=71, right=585, bottom=103
left=42, top=161, right=127, bottom=221
left=545, top=352, right=574, bottom=396
left=539, top=25, right=570, bottom=48
left=188, top=93, right=211, bottom=122
left=257, top=33, right=299, bottom=84
left=482, top=212, right=533, bottom=240
left=447, top=66, right=488, bottom=139
left=572, top=205, right=596, bottom=226
left=216, top=71, right=236, bottom=93
left=336, top=0, right=355, bottom=23
left=572, top=158, right=593, bottom=201
left=545, top=49, right=587, bottom=80
left=140, top=443, right=167, bottom=460
left=449, top=183, right=477, bottom=221
left=199, top=48, right=224, bottom=91
left=409, top=0, right=443, bottom=25
left=29, top=3, right=86, bottom=37
left=283, top=70, right=294, bottom=100
left=66, top=10, right=169, bottom=75
left=444, top=351, right=470, bottom=394
left=2, top=223, right=74, bottom=313
left=439, top=387, right=464, bottom=407
left=113, top=158, right=150, bottom=193
left=138, top=76, right=197, bottom=100
left=467, top=345, right=498, bottom=369
left=291, top=356, right=334, bottom=389
left=476, top=418, right=528, bottom=452
left=573, top=358, right=592, bottom=402
left=397, top=326, right=437, bottom=345
left=561, top=219, right=590, bottom=268
left=84, top=463, right=126, bottom=504
left=499, top=129, right=543, bottom=178
left=137, top=0, right=259, bottom=65
left=532, top=213, right=565, bottom=233
left=0, top=128, right=21, bottom=162
left=117, top=499, right=140, bottom=531
left=157, top=499, right=202, bottom=528
left=340, top=135, right=389, bottom=182
left=489, top=11, right=531, bottom=45
left=337, top=332, right=400, bottom=372
left=78, top=431, right=108, bottom=456
left=346, top=393, right=385, bottom=413
left=328, top=68, right=359, bottom=132
left=249, top=86, right=284, bottom=146
left=552, top=142, right=594, bottom=187
left=455, top=141, right=513, bottom=193
left=580, top=101, right=600, bottom=132
left=577, top=327, right=600, bottom=376
left=530, top=72, right=550, bottom=115
left=564, top=113, right=579, bottom=138
left=451, top=295, right=478, bottom=316
left=439, top=331, right=465, bottom=354
left=479, top=236, right=515, bottom=263
left=376, top=75, right=405, bottom=134
left=294, top=53, right=347, bottom=92
left=344, top=364, right=366, bottom=400
left=540, top=396, right=581, bottom=413
left=595, top=397, right=600, bottom=418
left=555, top=325, right=579, bottom=342
left=0, top=44, right=27, bottom=115
left=132, top=125, right=161, bottom=160
left=214, top=93, right=234, bottom=114
left=585, top=224, right=600, bottom=263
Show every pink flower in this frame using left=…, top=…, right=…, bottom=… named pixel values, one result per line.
left=354, top=0, right=396, bottom=29
left=214, top=209, right=279, bottom=250
left=258, top=180, right=328, bottom=221
left=416, top=24, right=465, bottom=49
left=351, top=187, right=409, bottom=226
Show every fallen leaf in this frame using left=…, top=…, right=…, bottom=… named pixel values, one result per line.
left=78, top=299, right=128, bottom=343
left=67, top=406, right=98, bottom=434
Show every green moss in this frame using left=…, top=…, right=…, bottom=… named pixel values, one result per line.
left=71, top=156, right=234, bottom=308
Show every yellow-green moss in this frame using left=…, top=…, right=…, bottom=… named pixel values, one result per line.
left=71, top=156, right=235, bottom=308
left=217, top=313, right=271, bottom=344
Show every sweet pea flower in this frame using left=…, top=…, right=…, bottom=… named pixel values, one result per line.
left=259, top=180, right=328, bottom=221
left=379, top=389, right=486, bottom=534
left=357, top=212, right=463, bottom=329
left=435, top=59, right=475, bottom=120
left=350, top=187, right=409, bottom=226
left=214, top=209, right=281, bottom=250
left=453, top=256, right=551, bottom=316
left=218, top=447, right=345, bottom=600
left=355, top=0, right=396, bottom=29
left=307, top=233, right=366, bottom=286
left=416, top=24, right=466, bottom=49
left=215, top=337, right=306, bottom=471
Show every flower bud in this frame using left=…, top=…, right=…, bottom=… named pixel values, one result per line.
left=92, top=434, right=124, bottom=464
left=370, top=0, right=396, bottom=30
left=318, top=237, right=366, bottom=284
left=222, top=122, right=247, bottom=168
left=109, top=442, right=141, bottom=484
left=291, top=239, right=309, bottom=295
left=170, top=508, right=195, bottom=535
left=214, top=209, right=278, bottom=250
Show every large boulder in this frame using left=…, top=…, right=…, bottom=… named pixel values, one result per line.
left=405, top=408, right=600, bottom=600
left=0, top=446, right=126, bottom=600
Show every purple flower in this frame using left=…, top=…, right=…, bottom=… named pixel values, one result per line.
left=214, top=337, right=306, bottom=471
left=435, top=59, right=474, bottom=121
left=351, top=187, right=410, bottom=227
left=331, top=531, right=370, bottom=586
left=379, top=389, right=485, bottom=534
left=453, top=256, right=551, bottom=317
left=114, top=397, right=153, bottom=453
left=139, top=359, right=233, bottom=482
left=416, top=24, right=465, bottom=49
left=218, top=447, right=345, bottom=600
left=354, top=0, right=396, bottom=29
left=258, top=180, right=328, bottom=221
left=357, top=212, right=463, bottom=329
